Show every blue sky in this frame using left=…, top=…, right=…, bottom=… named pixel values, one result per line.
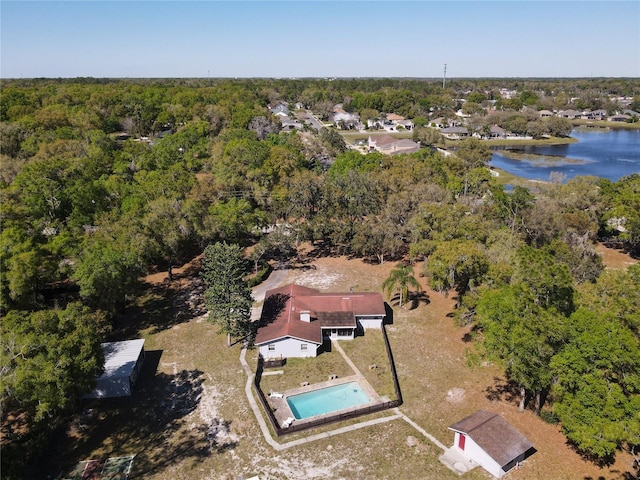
left=1, top=1, right=639, bottom=78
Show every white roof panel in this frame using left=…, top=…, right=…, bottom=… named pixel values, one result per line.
left=99, top=339, right=145, bottom=380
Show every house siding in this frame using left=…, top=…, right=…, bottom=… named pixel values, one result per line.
left=259, top=337, right=319, bottom=359
left=357, top=315, right=384, bottom=330
left=454, top=432, right=504, bottom=478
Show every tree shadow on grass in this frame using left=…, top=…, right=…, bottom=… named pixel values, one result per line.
left=44, top=350, right=237, bottom=479
left=461, top=325, right=482, bottom=343
left=602, top=239, right=640, bottom=260
left=409, top=290, right=430, bottom=309
left=298, top=241, right=345, bottom=261
left=485, top=376, right=520, bottom=404
left=387, top=290, right=430, bottom=310
left=113, top=276, right=207, bottom=340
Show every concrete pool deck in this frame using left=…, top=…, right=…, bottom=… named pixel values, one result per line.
left=240, top=345, right=477, bottom=475
left=239, top=346, right=401, bottom=451
left=257, top=336, right=388, bottom=429
left=267, top=374, right=384, bottom=427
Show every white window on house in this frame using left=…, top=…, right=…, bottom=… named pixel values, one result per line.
left=300, top=344, right=308, bottom=351
left=268, top=344, right=276, bottom=351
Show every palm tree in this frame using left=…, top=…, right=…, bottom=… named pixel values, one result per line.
left=382, top=263, right=422, bottom=308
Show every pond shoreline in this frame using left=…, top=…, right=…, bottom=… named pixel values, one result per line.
left=488, top=128, right=639, bottom=183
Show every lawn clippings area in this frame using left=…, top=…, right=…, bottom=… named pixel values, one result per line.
left=46, top=247, right=637, bottom=479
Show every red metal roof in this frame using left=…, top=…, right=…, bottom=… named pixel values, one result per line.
left=254, top=283, right=385, bottom=345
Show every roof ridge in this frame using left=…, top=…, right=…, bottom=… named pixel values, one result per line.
left=467, top=411, right=498, bottom=433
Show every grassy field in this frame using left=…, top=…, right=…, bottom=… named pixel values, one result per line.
left=46, top=249, right=637, bottom=479
left=475, top=136, right=577, bottom=147
left=571, top=119, right=640, bottom=130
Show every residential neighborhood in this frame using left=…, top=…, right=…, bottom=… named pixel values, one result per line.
left=268, top=92, right=639, bottom=151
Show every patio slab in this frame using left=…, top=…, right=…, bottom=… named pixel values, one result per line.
left=439, top=447, right=480, bottom=475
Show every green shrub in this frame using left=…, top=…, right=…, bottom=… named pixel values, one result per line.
left=540, top=409, right=559, bottom=425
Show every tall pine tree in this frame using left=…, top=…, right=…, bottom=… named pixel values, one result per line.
left=201, top=242, right=253, bottom=347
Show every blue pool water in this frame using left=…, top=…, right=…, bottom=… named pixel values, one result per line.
left=287, top=382, right=370, bottom=419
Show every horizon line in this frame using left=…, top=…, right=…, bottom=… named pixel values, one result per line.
left=3, top=75, right=639, bottom=81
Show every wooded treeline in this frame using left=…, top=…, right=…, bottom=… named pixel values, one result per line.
left=1, top=78, right=639, bottom=476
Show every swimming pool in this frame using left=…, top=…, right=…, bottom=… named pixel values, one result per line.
left=286, top=382, right=370, bottom=419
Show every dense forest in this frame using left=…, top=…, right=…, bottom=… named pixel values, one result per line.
left=1, top=77, right=639, bottom=477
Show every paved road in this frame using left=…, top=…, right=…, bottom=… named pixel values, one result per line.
left=250, top=268, right=290, bottom=320
left=303, top=111, right=324, bottom=131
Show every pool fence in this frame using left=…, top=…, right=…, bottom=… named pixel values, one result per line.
left=253, top=324, right=403, bottom=436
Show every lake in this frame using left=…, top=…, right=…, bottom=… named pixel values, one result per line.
left=489, top=128, right=640, bottom=182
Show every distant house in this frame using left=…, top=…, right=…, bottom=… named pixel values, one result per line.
left=84, top=339, right=146, bottom=399
left=609, top=114, right=632, bottom=122
left=113, top=132, right=132, bottom=141
left=448, top=410, right=534, bottom=479
left=440, top=126, right=470, bottom=139
left=395, top=119, right=414, bottom=130
left=488, top=125, right=507, bottom=139
left=332, top=105, right=360, bottom=128
left=368, top=134, right=421, bottom=155
left=499, top=88, right=518, bottom=99
left=385, top=113, right=404, bottom=123
left=368, top=113, right=414, bottom=132
left=279, top=116, right=303, bottom=131
left=538, top=110, right=554, bottom=118
left=582, top=109, right=608, bottom=120
left=558, top=109, right=582, bottom=119
left=254, top=284, right=386, bottom=359
left=429, top=117, right=446, bottom=128
left=269, top=103, right=290, bottom=117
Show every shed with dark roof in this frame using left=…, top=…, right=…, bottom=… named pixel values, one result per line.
left=448, top=410, right=534, bottom=478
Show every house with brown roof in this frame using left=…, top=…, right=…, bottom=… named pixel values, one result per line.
left=448, top=410, right=534, bottom=478
left=254, top=283, right=386, bottom=359
left=367, top=134, right=421, bottom=155
left=440, top=126, right=470, bottom=140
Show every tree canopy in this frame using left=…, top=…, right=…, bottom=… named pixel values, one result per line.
left=1, top=77, right=639, bottom=471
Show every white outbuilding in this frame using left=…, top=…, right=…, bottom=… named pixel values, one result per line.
left=448, top=410, right=534, bottom=478
left=84, top=339, right=146, bottom=399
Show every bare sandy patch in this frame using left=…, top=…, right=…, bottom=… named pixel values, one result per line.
left=596, top=242, right=638, bottom=269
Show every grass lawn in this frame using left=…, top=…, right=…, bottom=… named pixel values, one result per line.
left=44, top=249, right=637, bottom=480
left=476, top=136, right=577, bottom=147
left=258, top=346, right=355, bottom=394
